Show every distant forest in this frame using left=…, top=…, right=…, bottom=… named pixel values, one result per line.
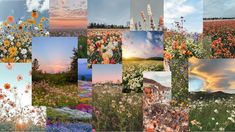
left=203, top=17, right=235, bottom=20
left=88, top=22, right=129, bottom=29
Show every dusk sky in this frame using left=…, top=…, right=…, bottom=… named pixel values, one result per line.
left=0, top=63, right=32, bottom=107
left=50, top=0, right=87, bottom=29
left=204, top=0, right=235, bottom=18
left=164, top=0, right=203, bottom=33
left=122, top=31, right=163, bottom=59
left=88, top=0, right=130, bottom=26
left=92, top=64, right=122, bottom=84
left=78, top=59, right=92, bottom=81
left=32, top=37, right=77, bottom=74
left=0, top=0, right=48, bottom=25
left=189, top=58, right=235, bottom=93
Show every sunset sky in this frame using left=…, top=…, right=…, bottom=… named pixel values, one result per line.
left=189, top=58, right=235, bottom=93
left=32, top=37, right=77, bottom=74
left=92, top=64, right=122, bottom=84
left=50, top=0, right=87, bottom=29
left=122, top=31, right=163, bottom=59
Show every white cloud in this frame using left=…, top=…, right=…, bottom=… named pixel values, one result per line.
left=26, top=0, right=49, bottom=13
left=164, top=0, right=195, bottom=24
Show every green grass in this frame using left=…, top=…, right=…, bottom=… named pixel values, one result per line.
left=189, top=95, right=235, bottom=131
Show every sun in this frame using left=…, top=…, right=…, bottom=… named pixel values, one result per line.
left=123, top=52, right=132, bottom=59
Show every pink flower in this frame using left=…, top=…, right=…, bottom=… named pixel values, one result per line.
left=17, top=75, right=23, bottom=81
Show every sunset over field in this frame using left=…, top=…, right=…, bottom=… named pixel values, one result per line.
left=50, top=18, right=87, bottom=29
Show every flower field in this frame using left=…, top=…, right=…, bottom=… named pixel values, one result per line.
left=33, top=80, right=82, bottom=107
left=204, top=20, right=235, bottom=58
left=189, top=92, right=235, bottom=131
left=93, top=83, right=143, bottom=131
left=0, top=11, right=49, bottom=63
left=87, top=29, right=123, bottom=67
left=122, top=60, right=163, bottom=93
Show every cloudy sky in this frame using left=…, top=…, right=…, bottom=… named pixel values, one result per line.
left=122, top=31, right=163, bottom=59
left=0, top=0, right=48, bottom=24
left=164, top=0, right=203, bottom=33
left=88, top=0, right=130, bottom=26
left=189, top=58, right=235, bottom=94
left=204, top=0, right=235, bottom=18
left=144, top=72, right=171, bottom=87
left=33, top=37, right=77, bottom=74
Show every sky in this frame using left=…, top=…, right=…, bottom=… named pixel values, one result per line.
left=32, top=37, right=77, bottom=74
left=50, top=0, right=87, bottom=29
left=0, top=63, right=32, bottom=107
left=164, top=0, right=203, bottom=33
left=88, top=0, right=130, bottom=26
left=131, top=0, right=163, bottom=30
left=78, top=58, right=92, bottom=81
left=143, top=72, right=171, bottom=87
left=122, top=31, right=163, bottom=59
left=204, top=0, right=235, bottom=18
left=189, top=58, right=235, bottom=93
left=92, top=64, right=122, bottom=84
left=0, top=0, right=48, bottom=24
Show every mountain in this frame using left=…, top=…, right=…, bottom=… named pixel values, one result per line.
left=144, top=78, right=170, bottom=91
left=123, top=57, right=163, bottom=61
left=190, top=91, right=235, bottom=100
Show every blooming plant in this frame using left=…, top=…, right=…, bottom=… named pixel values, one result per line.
left=87, top=29, right=122, bottom=67
left=204, top=20, right=235, bottom=58
left=93, top=83, right=142, bottom=131
left=0, top=11, right=49, bottom=62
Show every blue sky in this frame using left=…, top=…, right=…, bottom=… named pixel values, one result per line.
left=123, top=31, right=163, bottom=58
left=204, top=0, right=235, bottom=18
left=0, top=63, right=32, bottom=107
left=78, top=58, right=92, bottom=80
left=0, top=0, right=48, bottom=24
left=88, top=0, right=130, bottom=26
left=32, top=37, right=77, bottom=73
left=164, top=0, right=203, bottom=33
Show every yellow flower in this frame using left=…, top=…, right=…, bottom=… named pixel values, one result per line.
left=27, top=19, right=36, bottom=24
left=4, top=40, right=10, bottom=47
left=38, top=23, right=43, bottom=29
left=3, top=21, right=8, bottom=26
left=1, top=57, right=15, bottom=63
left=8, top=46, right=18, bottom=57
left=16, top=42, right=21, bottom=47
left=40, top=17, right=45, bottom=22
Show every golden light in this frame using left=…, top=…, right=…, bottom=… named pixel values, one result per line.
left=123, top=51, right=132, bottom=59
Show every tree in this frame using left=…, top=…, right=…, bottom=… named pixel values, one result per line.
left=32, top=58, right=40, bottom=71
left=67, top=48, right=78, bottom=83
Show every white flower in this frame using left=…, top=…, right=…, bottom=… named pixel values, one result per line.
left=216, top=122, right=219, bottom=125
left=228, top=117, right=235, bottom=123
left=214, top=109, right=219, bottom=114
left=16, top=57, right=20, bottom=61
left=23, top=55, right=27, bottom=58
left=21, top=49, right=27, bottom=54
left=34, top=27, right=39, bottom=30
left=211, top=117, right=215, bottom=120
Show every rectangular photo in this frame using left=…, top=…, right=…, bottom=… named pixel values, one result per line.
left=204, top=0, right=235, bottom=58
left=92, top=64, right=142, bottom=131
left=0, top=0, right=49, bottom=63
left=0, top=63, right=46, bottom=131
left=130, top=0, right=163, bottom=31
left=32, top=37, right=78, bottom=107
left=88, top=0, right=129, bottom=29
left=122, top=31, right=164, bottom=93
left=49, top=0, right=87, bottom=37
left=143, top=71, right=188, bottom=131
left=189, top=58, right=235, bottom=131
